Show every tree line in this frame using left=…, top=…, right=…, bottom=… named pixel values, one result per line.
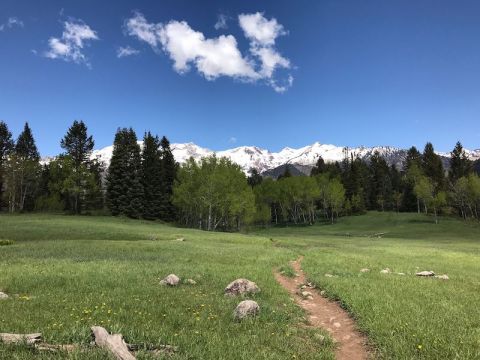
left=1, top=119, right=480, bottom=230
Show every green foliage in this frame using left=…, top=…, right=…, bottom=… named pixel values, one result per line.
left=106, top=128, right=144, bottom=218
left=422, top=142, right=445, bottom=191
left=0, top=121, right=14, bottom=210
left=173, top=156, right=255, bottom=231
left=141, top=132, right=163, bottom=220
left=159, top=136, right=177, bottom=221
left=60, top=120, right=94, bottom=168
left=0, top=239, right=14, bottom=246
left=279, top=264, right=296, bottom=278
left=449, top=141, right=472, bottom=183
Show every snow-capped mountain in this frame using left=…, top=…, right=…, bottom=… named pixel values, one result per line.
left=85, top=141, right=480, bottom=176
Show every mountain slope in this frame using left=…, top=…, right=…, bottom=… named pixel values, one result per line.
left=74, top=141, right=480, bottom=176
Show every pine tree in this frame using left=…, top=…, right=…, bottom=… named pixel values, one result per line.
left=422, top=142, right=445, bottom=190
left=159, top=136, right=177, bottom=221
left=106, top=128, right=144, bottom=218
left=449, top=141, right=472, bottom=183
left=6, top=123, right=41, bottom=211
left=247, top=168, right=263, bottom=187
left=310, top=156, right=327, bottom=176
left=61, top=120, right=94, bottom=168
left=142, top=132, right=163, bottom=219
left=368, top=151, right=392, bottom=210
left=0, top=121, right=14, bottom=210
left=15, top=122, right=39, bottom=161
left=60, top=120, right=96, bottom=213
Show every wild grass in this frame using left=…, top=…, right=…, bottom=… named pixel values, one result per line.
left=278, top=264, right=297, bottom=278
left=256, top=212, right=480, bottom=359
left=0, top=239, right=14, bottom=246
left=0, top=214, right=334, bottom=360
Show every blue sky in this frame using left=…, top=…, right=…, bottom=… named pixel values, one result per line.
left=1, top=0, right=480, bottom=156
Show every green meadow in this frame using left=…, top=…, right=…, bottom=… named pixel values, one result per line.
left=1, top=212, right=479, bottom=359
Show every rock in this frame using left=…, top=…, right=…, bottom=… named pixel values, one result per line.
left=300, top=291, right=313, bottom=299
left=234, top=300, right=260, bottom=320
left=160, top=274, right=181, bottom=286
left=324, top=274, right=334, bottom=278
left=395, top=272, right=406, bottom=276
left=224, top=279, right=260, bottom=297
left=300, top=285, right=307, bottom=290
left=320, top=290, right=326, bottom=296
left=360, top=268, right=370, bottom=273
left=0, top=292, right=8, bottom=300
left=185, top=279, right=197, bottom=285
left=416, top=271, right=435, bottom=277
left=380, top=268, right=391, bottom=274
left=435, top=274, right=449, bottom=280
left=175, top=237, right=185, bottom=242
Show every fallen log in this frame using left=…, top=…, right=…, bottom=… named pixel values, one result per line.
left=0, top=333, right=42, bottom=345
left=91, top=326, right=136, bottom=360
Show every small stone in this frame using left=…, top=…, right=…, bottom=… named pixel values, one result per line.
left=0, top=292, right=8, bottom=300
left=225, top=279, right=260, bottom=297
left=435, top=274, right=449, bottom=280
left=416, top=271, right=435, bottom=277
left=396, top=272, right=406, bottom=276
left=360, top=268, right=370, bottom=273
left=175, top=237, right=185, bottom=242
left=333, top=322, right=341, bottom=328
left=380, top=268, right=391, bottom=274
left=300, top=291, right=313, bottom=299
left=234, top=300, right=260, bottom=320
left=320, top=290, right=326, bottom=296
left=185, top=279, right=197, bottom=285
left=160, top=274, right=181, bottom=286
left=324, top=274, right=334, bottom=278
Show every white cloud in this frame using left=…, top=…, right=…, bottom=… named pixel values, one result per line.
left=214, top=14, right=228, bottom=30
left=238, top=12, right=286, bottom=46
left=117, top=46, right=139, bottom=58
left=44, top=20, right=98, bottom=65
left=125, top=11, right=293, bottom=92
left=0, top=17, right=24, bottom=31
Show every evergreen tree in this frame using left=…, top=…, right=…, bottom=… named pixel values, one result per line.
left=5, top=123, right=40, bottom=212
left=60, top=120, right=96, bottom=213
left=106, top=128, right=144, bottom=218
left=60, top=120, right=94, bottom=168
left=159, top=136, right=177, bottom=221
left=449, top=141, right=472, bottom=183
left=247, top=168, right=263, bottom=187
left=404, top=146, right=422, bottom=171
left=141, top=132, right=163, bottom=219
left=0, top=121, right=14, bottom=210
left=15, top=122, right=39, bottom=161
left=368, top=151, right=392, bottom=211
left=422, top=142, right=445, bottom=190
left=310, top=156, right=327, bottom=176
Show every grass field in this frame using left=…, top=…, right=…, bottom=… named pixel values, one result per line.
left=1, top=212, right=479, bottom=359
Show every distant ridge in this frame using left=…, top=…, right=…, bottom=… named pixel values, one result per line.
left=42, top=141, right=480, bottom=177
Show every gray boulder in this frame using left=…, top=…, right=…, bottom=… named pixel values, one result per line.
left=224, top=279, right=260, bottom=297
left=160, top=274, right=181, bottom=286
left=234, top=300, right=260, bottom=320
left=0, top=291, right=8, bottom=300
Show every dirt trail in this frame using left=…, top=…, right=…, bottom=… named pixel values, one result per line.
left=275, top=257, right=369, bottom=360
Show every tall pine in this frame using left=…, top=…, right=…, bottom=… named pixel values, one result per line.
left=159, top=136, right=177, bottom=221
left=60, top=120, right=96, bottom=213
left=142, top=132, right=163, bottom=219
left=422, top=142, right=445, bottom=190
left=449, top=141, right=471, bottom=183
left=106, top=128, right=144, bottom=218
left=0, top=121, right=14, bottom=210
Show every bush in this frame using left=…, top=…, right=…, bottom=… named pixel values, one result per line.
left=0, top=239, right=15, bottom=246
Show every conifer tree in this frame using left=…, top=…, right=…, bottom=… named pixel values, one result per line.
left=61, top=120, right=94, bottom=168
left=0, top=121, right=14, bottom=210
left=60, top=120, right=96, bottom=213
left=5, top=123, right=40, bottom=211
left=422, top=142, right=445, bottom=190
left=449, top=141, right=472, bottom=183
left=106, top=128, right=144, bottom=218
left=247, top=168, right=263, bottom=187
left=141, top=132, right=163, bottom=219
left=159, top=136, right=177, bottom=221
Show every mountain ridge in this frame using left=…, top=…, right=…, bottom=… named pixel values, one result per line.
left=82, top=141, right=480, bottom=176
